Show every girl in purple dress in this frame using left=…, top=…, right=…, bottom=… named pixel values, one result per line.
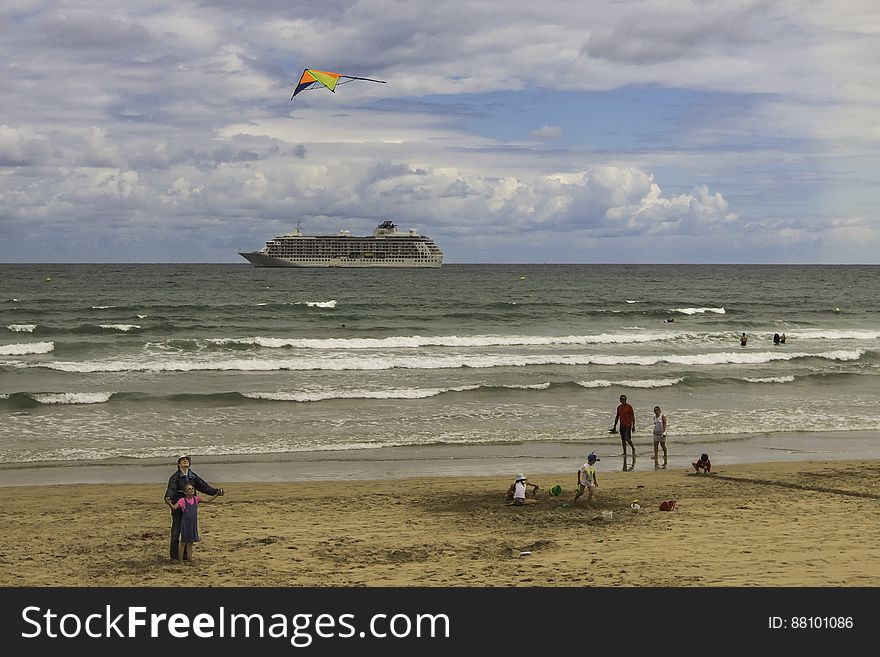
left=176, top=484, right=219, bottom=563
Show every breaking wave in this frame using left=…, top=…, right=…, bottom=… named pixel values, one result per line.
left=16, top=349, right=865, bottom=373
left=0, top=341, right=54, bottom=355
left=7, top=324, right=36, bottom=332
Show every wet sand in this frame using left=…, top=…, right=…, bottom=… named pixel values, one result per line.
left=0, top=429, right=877, bottom=486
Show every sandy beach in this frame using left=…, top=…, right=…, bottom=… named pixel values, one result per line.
left=2, top=457, right=879, bottom=587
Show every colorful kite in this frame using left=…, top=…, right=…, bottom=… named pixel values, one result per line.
left=290, top=69, right=386, bottom=100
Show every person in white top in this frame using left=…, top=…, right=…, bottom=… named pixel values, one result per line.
left=652, top=406, right=668, bottom=467
left=572, top=452, right=600, bottom=509
left=506, top=473, right=539, bottom=505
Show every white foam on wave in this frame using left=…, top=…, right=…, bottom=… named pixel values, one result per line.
left=576, top=380, right=614, bottom=388
left=28, top=392, right=114, bottom=404
left=0, top=341, right=54, bottom=355
left=205, top=332, right=683, bottom=350
left=589, top=349, right=863, bottom=367
left=91, top=305, right=115, bottom=309
left=296, top=300, right=337, bottom=308
left=577, top=378, right=684, bottom=389
left=744, top=376, right=796, bottom=384
left=243, top=381, right=553, bottom=403
left=21, top=349, right=865, bottom=373
left=7, top=324, right=36, bottom=332
left=786, top=330, right=880, bottom=340
left=244, top=385, right=482, bottom=402
left=618, top=377, right=685, bottom=388
left=99, top=324, right=141, bottom=332
left=666, top=349, right=861, bottom=366
left=137, top=314, right=148, bottom=319
left=625, top=300, right=640, bottom=304
left=671, top=306, right=726, bottom=315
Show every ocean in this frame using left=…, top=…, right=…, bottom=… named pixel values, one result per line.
left=1, top=264, right=878, bottom=466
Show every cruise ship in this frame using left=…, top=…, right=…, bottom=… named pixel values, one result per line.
left=239, top=221, right=444, bottom=268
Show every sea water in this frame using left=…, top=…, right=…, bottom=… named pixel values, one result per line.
left=1, top=264, right=878, bottom=464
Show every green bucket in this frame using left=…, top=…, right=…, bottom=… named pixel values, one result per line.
left=549, top=485, right=563, bottom=496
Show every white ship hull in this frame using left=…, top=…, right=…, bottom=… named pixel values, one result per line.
left=239, top=221, right=444, bottom=268
left=239, top=252, right=442, bottom=268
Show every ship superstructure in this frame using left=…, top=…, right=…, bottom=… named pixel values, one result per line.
left=239, top=221, right=444, bottom=268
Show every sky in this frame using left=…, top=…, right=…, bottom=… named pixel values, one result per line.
left=1, top=0, right=879, bottom=264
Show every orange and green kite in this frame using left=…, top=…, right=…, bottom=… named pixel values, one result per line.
left=290, top=69, right=386, bottom=100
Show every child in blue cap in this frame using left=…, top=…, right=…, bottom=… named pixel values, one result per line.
left=572, top=452, right=600, bottom=509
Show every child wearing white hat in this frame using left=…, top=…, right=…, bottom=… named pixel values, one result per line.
left=506, top=473, right=539, bottom=505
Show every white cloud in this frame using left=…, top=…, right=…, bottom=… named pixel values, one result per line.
left=0, top=124, right=51, bottom=166
left=530, top=125, right=561, bottom=141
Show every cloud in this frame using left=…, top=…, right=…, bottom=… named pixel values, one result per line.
left=530, top=125, right=561, bottom=141
left=605, top=183, right=738, bottom=233
left=580, top=2, right=769, bottom=65
left=0, top=125, right=51, bottom=166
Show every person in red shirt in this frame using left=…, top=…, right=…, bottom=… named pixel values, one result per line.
left=610, top=394, right=636, bottom=461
